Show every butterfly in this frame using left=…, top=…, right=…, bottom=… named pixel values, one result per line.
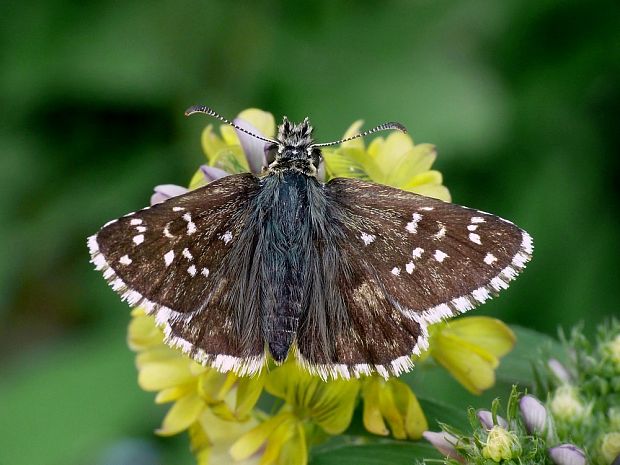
left=88, top=105, right=533, bottom=380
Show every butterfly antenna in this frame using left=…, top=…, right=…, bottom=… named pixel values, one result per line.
left=311, top=121, right=407, bottom=148
left=185, top=105, right=278, bottom=144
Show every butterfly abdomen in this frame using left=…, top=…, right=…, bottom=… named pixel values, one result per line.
left=257, top=171, right=317, bottom=362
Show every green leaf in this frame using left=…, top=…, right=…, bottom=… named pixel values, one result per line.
left=418, top=397, right=470, bottom=431
left=495, top=325, right=565, bottom=386
left=310, top=440, right=440, bottom=465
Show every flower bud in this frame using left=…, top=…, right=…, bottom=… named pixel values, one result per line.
left=547, top=358, right=572, bottom=383
left=423, top=431, right=464, bottom=463
left=519, top=395, right=548, bottom=435
left=550, top=386, right=585, bottom=421
left=477, top=409, right=508, bottom=430
left=482, top=426, right=521, bottom=462
left=549, top=444, right=586, bottom=465
left=200, top=165, right=230, bottom=182
left=600, top=432, right=620, bottom=464
left=150, top=184, right=188, bottom=205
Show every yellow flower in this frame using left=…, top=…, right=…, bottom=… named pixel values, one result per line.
left=429, top=317, right=516, bottom=394
left=189, top=410, right=261, bottom=465
left=128, top=309, right=264, bottom=460
left=361, top=376, right=428, bottom=439
left=321, top=120, right=451, bottom=201
left=481, top=426, right=521, bottom=462
left=231, top=362, right=359, bottom=465
left=230, top=412, right=305, bottom=465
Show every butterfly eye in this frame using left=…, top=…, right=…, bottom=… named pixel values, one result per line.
left=264, top=142, right=279, bottom=164
left=309, top=147, right=322, bottom=167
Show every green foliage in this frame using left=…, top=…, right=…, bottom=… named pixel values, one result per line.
left=537, top=319, right=620, bottom=464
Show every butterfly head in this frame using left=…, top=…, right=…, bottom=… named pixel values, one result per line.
left=267, top=116, right=322, bottom=176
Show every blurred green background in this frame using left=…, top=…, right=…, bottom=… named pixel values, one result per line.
left=1, top=0, right=619, bottom=464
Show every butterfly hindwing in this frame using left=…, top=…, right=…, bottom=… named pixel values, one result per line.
left=88, top=173, right=266, bottom=375
left=296, top=177, right=532, bottom=378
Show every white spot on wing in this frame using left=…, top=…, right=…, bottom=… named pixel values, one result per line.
left=360, top=232, right=376, bottom=245
left=406, top=213, right=423, bottom=234
left=164, top=250, right=174, bottom=267
left=130, top=218, right=143, bottom=225
left=434, top=223, right=446, bottom=240
left=434, top=250, right=448, bottom=262
left=173, top=206, right=185, bottom=212
left=391, top=267, right=401, bottom=276
left=471, top=216, right=485, bottom=224
left=484, top=253, right=497, bottom=265
left=187, top=265, right=197, bottom=277
left=133, top=234, right=144, bottom=245
left=182, top=248, right=193, bottom=260
left=164, top=223, right=174, bottom=238
left=136, top=226, right=147, bottom=233
left=419, top=206, right=434, bottom=211
left=412, top=247, right=424, bottom=258
left=119, top=255, right=132, bottom=265
left=406, top=262, right=415, bottom=274
left=467, top=224, right=478, bottom=231
left=221, top=231, right=233, bottom=244
left=201, top=268, right=210, bottom=277
left=182, top=212, right=197, bottom=235
left=469, top=233, right=482, bottom=245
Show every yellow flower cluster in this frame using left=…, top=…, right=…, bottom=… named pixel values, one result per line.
left=127, top=109, right=516, bottom=464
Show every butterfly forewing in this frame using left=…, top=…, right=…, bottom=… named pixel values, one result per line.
left=88, top=173, right=267, bottom=375
left=295, top=178, right=532, bottom=378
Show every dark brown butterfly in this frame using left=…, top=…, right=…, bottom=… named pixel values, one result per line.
left=88, top=105, right=533, bottom=380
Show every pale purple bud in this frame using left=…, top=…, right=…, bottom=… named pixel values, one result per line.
left=200, top=165, right=230, bottom=182
left=520, top=395, right=548, bottom=435
left=549, top=444, right=586, bottom=465
left=548, top=358, right=572, bottom=383
left=150, top=184, right=188, bottom=205
left=423, top=431, right=465, bottom=463
left=477, top=410, right=508, bottom=430
left=234, top=117, right=268, bottom=174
